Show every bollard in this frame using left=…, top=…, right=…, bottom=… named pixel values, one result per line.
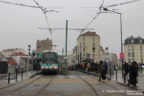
left=116, top=69, right=117, bottom=83
left=21, top=68, right=23, bottom=80
left=8, top=72, right=10, bottom=84
left=124, top=74, right=126, bottom=84
left=109, top=69, right=111, bottom=80
left=16, top=70, right=18, bottom=82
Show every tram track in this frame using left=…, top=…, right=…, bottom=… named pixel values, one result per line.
left=77, top=71, right=128, bottom=96
left=12, top=75, right=42, bottom=92
left=75, top=73, right=99, bottom=96
left=35, top=76, right=54, bottom=96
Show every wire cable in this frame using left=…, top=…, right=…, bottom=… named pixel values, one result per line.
left=33, top=0, right=52, bottom=34
left=105, top=0, right=141, bottom=8
left=80, top=0, right=105, bottom=34
left=0, top=0, right=39, bottom=8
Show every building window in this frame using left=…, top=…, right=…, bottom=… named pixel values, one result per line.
left=141, top=59, right=143, bottom=63
left=83, top=54, right=85, bottom=57
left=128, top=46, right=131, bottom=50
left=93, top=54, right=95, bottom=59
left=92, top=36, right=95, bottom=41
left=141, top=52, right=143, bottom=57
left=140, top=40, right=142, bottom=43
left=140, top=46, right=143, bottom=51
left=92, top=47, right=96, bottom=52
left=131, top=39, right=134, bottom=43
left=126, top=40, right=129, bottom=44
left=83, top=42, right=85, bottom=47
left=128, top=59, right=131, bottom=63
left=131, top=46, right=134, bottom=51
left=132, top=52, right=135, bottom=57
left=87, top=53, right=90, bottom=58
left=83, top=36, right=85, bottom=41
left=80, top=43, right=82, bottom=51
left=92, top=43, right=95, bottom=47
left=128, top=52, right=131, bottom=57
left=132, top=58, right=134, bottom=61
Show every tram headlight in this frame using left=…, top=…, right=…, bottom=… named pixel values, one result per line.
left=45, top=66, right=48, bottom=69
left=41, top=66, right=44, bottom=69
left=53, top=66, right=58, bottom=69
left=49, top=66, right=53, bottom=69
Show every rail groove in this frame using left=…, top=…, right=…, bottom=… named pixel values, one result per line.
left=76, top=74, right=99, bottom=96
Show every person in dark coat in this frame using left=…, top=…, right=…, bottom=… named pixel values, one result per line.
left=99, top=61, right=107, bottom=81
left=127, top=61, right=138, bottom=87
left=95, top=62, right=98, bottom=72
left=123, top=62, right=130, bottom=83
left=104, top=61, right=108, bottom=74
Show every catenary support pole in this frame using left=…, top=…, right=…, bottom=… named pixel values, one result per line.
left=65, top=20, right=68, bottom=75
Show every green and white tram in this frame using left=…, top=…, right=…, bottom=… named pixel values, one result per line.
left=38, top=51, right=59, bottom=74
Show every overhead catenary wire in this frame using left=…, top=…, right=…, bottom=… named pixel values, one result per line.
left=80, top=0, right=105, bottom=34
left=0, top=0, right=39, bottom=8
left=0, top=0, right=58, bottom=34
left=33, top=0, right=52, bottom=34
left=80, top=0, right=141, bottom=34
left=105, top=0, right=141, bottom=8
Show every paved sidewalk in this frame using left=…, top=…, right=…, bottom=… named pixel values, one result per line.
left=112, top=71, right=144, bottom=90
left=79, top=70, right=144, bottom=91
left=0, top=71, right=39, bottom=89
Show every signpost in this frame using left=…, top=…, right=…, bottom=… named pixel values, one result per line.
left=120, top=52, right=124, bottom=60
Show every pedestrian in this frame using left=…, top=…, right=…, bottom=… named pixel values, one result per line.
left=87, top=62, right=91, bottom=72
left=81, top=63, right=85, bottom=71
left=127, top=61, right=138, bottom=87
left=98, top=61, right=107, bottom=81
left=141, top=63, right=144, bottom=73
left=139, top=63, right=143, bottom=73
left=123, top=62, right=130, bottom=83
left=104, top=61, right=108, bottom=74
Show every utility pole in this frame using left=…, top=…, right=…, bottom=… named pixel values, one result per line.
left=65, top=20, right=68, bottom=75
left=62, top=48, right=64, bottom=64
left=27, top=45, right=31, bottom=73
left=80, top=44, right=82, bottom=65
left=103, top=8, right=124, bottom=82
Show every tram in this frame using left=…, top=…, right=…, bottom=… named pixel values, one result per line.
left=38, top=50, right=59, bottom=74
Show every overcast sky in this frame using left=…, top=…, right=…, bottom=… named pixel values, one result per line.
left=0, top=0, right=144, bottom=57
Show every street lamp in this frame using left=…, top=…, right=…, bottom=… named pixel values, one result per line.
left=32, top=50, right=36, bottom=74
left=103, top=8, right=124, bottom=81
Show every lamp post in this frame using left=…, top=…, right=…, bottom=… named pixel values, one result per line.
left=27, top=45, right=31, bottom=73
left=65, top=20, right=68, bottom=75
left=32, top=50, right=36, bottom=74
left=103, top=8, right=124, bottom=81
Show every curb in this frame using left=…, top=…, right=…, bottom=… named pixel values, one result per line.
left=117, top=81, right=144, bottom=91
left=0, top=82, right=17, bottom=89
left=29, top=71, right=41, bottom=78
left=79, top=71, right=144, bottom=92
left=0, top=72, right=40, bottom=89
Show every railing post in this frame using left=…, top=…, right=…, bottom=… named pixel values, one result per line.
left=16, top=70, right=18, bottom=82
left=8, top=72, right=10, bottom=84
left=21, top=68, right=23, bottom=80
left=116, top=68, right=118, bottom=83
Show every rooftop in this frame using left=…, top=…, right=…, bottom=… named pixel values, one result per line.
left=79, top=31, right=99, bottom=37
left=125, top=36, right=144, bottom=44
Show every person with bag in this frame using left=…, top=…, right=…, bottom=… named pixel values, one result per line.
left=99, top=61, right=107, bottom=81
left=127, top=61, right=138, bottom=87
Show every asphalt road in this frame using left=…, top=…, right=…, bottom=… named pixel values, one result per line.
left=0, top=71, right=143, bottom=96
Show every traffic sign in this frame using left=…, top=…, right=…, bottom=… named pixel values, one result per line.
left=120, top=53, right=124, bottom=59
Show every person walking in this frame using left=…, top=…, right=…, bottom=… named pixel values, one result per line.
left=95, top=62, right=98, bottom=73
left=81, top=63, right=85, bottom=71
left=87, top=62, right=91, bottom=72
left=123, top=62, right=130, bottom=83
left=127, top=61, right=139, bottom=87
left=99, top=61, right=107, bottom=81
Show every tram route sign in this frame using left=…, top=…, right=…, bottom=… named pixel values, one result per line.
left=120, top=52, right=124, bottom=60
